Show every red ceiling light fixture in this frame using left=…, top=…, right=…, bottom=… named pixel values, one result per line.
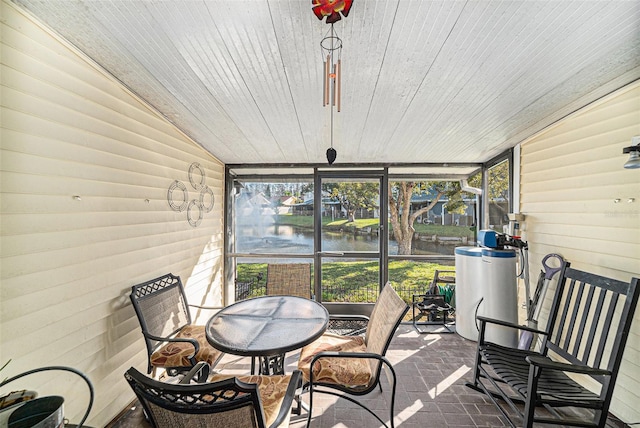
left=312, top=0, right=353, bottom=24
left=312, top=0, right=353, bottom=165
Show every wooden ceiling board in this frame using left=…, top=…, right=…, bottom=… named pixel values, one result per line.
left=355, top=1, right=467, bottom=162
left=10, top=0, right=640, bottom=168
left=402, top=2, right=576, bottom=159
left=118, top=2, right=260, bottom=157
left=392, top=1, right=513, bottom=161
left=313, top=0, right=402, bottom=164
left=268, top=0, right=332, bottom=162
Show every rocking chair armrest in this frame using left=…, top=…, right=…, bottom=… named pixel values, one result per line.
left=476, top=315, right=548, bottom=335
left=525, top=355, right=612, bottom=376
left=270, top=370, right=302, bottom=428
left=144, top=332, right=200, bottom=357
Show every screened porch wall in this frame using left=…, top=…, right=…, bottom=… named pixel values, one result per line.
left=519, top=81, right=640, bottom=424
left=1, top=2, right=225, bottom=426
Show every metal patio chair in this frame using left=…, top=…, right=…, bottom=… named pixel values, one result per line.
left=125, top=364, right=302, bottom=428
left=266, top=263, right=313, bottom=299
left=297, top=283, right=409, bottom=428
left=130, top=273, right=224, bottom=380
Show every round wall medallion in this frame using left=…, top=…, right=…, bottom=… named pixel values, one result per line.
left=200, top=186, right=215, bottom=213
left=167, top=180, right=189, bottom=212
left=187, top=200, right=203, bottom=227
left=188, top=162, right=206, bottom=190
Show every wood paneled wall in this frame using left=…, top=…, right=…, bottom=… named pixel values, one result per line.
left=519, top=82, right=640, bottom=423
left=1, top=2, right=225, bottom=425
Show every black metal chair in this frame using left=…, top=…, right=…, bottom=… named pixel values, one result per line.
left=130, top=273, right=224, bottom=380
left=297, top=283, right=409, bottom=428
left=124, top=364, right=303, bottom=428
left=466, top=262, right=640, bottom=428
left=412, top=270, right=456, bottom=333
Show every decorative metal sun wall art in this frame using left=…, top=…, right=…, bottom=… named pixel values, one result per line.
left=167, top=162, right=215, bottom=227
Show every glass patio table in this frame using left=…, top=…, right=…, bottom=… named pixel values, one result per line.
left=206, top=295, right=329, bottom=375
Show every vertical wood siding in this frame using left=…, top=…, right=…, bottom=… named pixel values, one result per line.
left=1, top=2, right=225, bottom=425
left=520, top=82, right=640, bottom=423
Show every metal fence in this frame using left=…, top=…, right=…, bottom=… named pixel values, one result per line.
left=234, top=279, right=425, bottom=305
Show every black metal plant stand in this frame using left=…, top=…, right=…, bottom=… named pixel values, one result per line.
left=412, top=270, right=456, bottom=334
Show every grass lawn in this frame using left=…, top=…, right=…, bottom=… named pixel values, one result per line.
left=275, top=214, right=474, bottom=238
left=236, top=259, right=454, bottom=304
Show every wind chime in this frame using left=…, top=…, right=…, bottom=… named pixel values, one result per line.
left=312, top=0, right=353, bottom=165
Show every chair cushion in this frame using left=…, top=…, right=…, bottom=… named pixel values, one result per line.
left=297, top=333, right=371, bottom=387
left=150, top=325, right=222, bottom=370
left=210, top=373, right=293, bottom=428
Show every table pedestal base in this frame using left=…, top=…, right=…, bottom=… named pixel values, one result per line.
left=252, top=354, right=286, bottom=375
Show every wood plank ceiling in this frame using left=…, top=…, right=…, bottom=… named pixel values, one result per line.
left=11, top=0, right=640, bottom=171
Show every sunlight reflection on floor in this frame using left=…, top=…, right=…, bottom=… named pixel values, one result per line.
left=428, top=364, right=471, bottom=399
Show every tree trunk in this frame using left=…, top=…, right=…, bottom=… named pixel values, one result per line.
left=388, top=181, right=446, bottom=255
left=397, top=233, right=413, bottom=255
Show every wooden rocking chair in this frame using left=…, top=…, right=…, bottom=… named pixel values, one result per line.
left=466, top=262, right=639, bottom=427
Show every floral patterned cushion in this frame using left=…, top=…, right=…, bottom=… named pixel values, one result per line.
left=150, top=325, right=222, bottom=370
left=297, top=333, right=372, bottom=387
left=209, top=373, right=294, bottom=428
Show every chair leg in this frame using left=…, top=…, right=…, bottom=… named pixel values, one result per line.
left=523, top=400, right=535, bottom=428
left=469, top=318, right=490, bottom=389
left=469, top=348, right=483, bottom=388
left=388, top=364, right=397, bottom=428
left=523, top=365, right=539, bottom=428
left=305, top=383, right=314, bottom=428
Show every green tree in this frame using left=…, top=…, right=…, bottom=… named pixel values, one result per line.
left=300, top=182, right=314, bottom=197
left=389, top=181, right=466, bottom=255
left=469, top=160, right=510, bottom=226
left=329, top=182, right=379, bottom=222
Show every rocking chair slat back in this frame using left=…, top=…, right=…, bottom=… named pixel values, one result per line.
left=545, top=268, right=632, bottom=374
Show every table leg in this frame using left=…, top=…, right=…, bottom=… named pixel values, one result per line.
left=258, top=354, right=285, bottom=375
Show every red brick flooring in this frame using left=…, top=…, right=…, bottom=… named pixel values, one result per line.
left=109, top=324, right=629, bottom=428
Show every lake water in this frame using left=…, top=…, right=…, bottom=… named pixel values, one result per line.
left=236, top=225, right=459, bottom=256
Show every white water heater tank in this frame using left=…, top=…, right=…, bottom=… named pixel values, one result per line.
left=454, top=246, right=483, bottom=341
left=455, top=246, right=518, bottom=347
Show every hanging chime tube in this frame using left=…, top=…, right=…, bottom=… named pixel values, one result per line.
left=336, top=59, right=341, bottom=112
left=331, top=63, right=336, bottom=107
left=324, top=55, right=330, bottom=106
